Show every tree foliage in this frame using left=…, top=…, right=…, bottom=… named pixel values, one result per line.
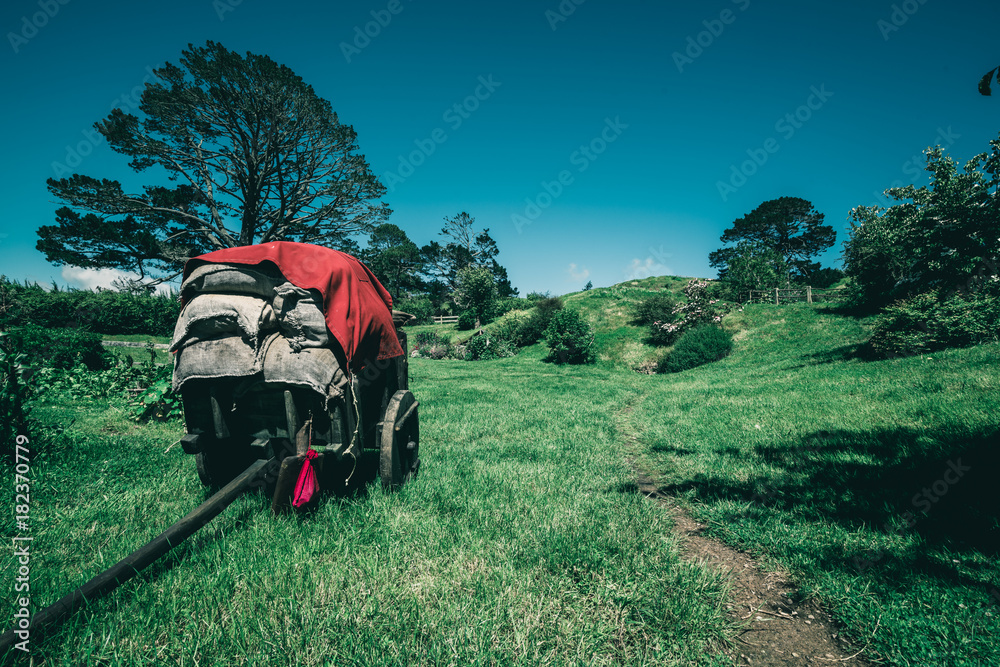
left=360, top=223, right=423, bottom=302
left=980, top=66, right=1000, bottom=96
left=710, top=197, right=835, bottom=284
left=39, top=41, right=389, bottom=286
left=719, top=242, right=791, bottom=299
left=419, top=212, right=517, bottom=298
left=453, top=266, right=497, bottom=325
left=843, top=138, right=1000, bottom=311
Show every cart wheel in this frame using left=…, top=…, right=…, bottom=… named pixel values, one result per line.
left=379, top=390, right=419, bottom=490
left=196, top=441, right=254, bottom=488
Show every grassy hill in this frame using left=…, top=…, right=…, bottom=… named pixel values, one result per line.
left=5, top=278, right=998, bottom=665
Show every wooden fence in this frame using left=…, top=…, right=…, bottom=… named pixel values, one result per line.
left=431, top=315, right=460, bottom=324
left=746, top=287, right=847, bottom=305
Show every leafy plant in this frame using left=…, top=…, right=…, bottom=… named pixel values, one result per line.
left=631, top=293, right=677, bottom=327
left=457, top=310, right=477, bottom=331
left=516, top=297, right=563, bottom=347
left=0, top=332, right=36, bottom=459
left=866, top=284, right=1000, bottom=358
left=843, top=135, right=1000, bottom=311
left=465, top=316, right=523, bottom=361
left=6, top=324, right=110, bottom=371
left=129, top=364, right=183, bottom=421
left=658, top=325, right=733, bottom=373
left=410, top=331, right=462, bottom=360
left=544, top=309, right=595, bottom=365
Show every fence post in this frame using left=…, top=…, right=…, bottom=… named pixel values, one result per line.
left=774, top=288, right=779, bottom=305
left=807, top=285, right=812, bottom=304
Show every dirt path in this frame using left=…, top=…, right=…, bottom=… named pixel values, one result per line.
left=635, top=468, right=871, bottom=666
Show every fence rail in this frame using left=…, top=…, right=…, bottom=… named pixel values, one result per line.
left=431, top=315, right=460, bottom=324
left=747, top=287, right=847, bottom=305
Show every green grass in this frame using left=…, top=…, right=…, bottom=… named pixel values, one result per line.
left=628, top=303, right=1000, bottom=665
left=5, top=284, right=998, bottom=665
left=2, top=351, right=732, bottom=665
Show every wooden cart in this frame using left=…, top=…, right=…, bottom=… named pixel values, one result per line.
left=177, top=309, right=420, bottom=509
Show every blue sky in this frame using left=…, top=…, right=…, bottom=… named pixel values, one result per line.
left=1, top=0, right=998, bottom=295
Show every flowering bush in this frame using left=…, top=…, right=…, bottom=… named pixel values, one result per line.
left=409, top=331, right=464, bottom=360
left=651, top=280, right=734, bottom=346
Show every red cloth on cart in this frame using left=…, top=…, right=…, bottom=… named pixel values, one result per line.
left=184, top=242, right=403, bottom=367
left=292, top=449, right=320, bottom=508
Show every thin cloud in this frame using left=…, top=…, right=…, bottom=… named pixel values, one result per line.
left=61, top=266, right=173, bottom=294
left=624, top=257, right=671, bottom=280
left=567, top=263, right=590, bottom=281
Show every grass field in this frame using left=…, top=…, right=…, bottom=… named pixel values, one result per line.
left=2, top=280, right=998, bottom=665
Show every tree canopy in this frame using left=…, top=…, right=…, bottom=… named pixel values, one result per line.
left=418, top=212, right=516, bottom=299
left=843, top=137, right=1000, bottom=310
left=359, top=223, right=423, bottom=302
left=709, top=197, right=835, bottom=284
left=38, top=41, right=389, bottom=287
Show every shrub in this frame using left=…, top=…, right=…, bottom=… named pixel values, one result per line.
left=632, top=293, right=677, bottom=326
left=866, top=284, right=1000, bottom=358
left=393, top=296, right=433, bottom=325
left=544, top=309, right=595, bottom=364
left=457, top=310, right=477, bottom=330
left=659, top=325, right=733, bottom=373
left=493, top=296, right=532, bottom=317
left=0, top=278, right=181, bottom=336
left=465, top=316, right=524, bottom=361
left=515, top=297, right=564, bottom=347
left=130, top=363, right=183, bottom=421
left=7, top=325, right=110, bottom=371
left=410, top=331, right=462, bottom=360
left=1, top=332, right=36, bottom=459
left=650, top=279, right=733, bottom=346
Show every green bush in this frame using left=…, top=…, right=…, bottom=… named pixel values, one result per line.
left=411, top=331, right=462, bottom=360
left=394, top=296, right=433, bottom=324
left=649, top=280, right=733, bottom=346
left=493, top=296, right=532, bottom=317
left=466, top=316, right=524, bottom=361
left=7, top=325, right=110, bottom=371
left=632, top=293, right=677, bottom=326
left=1, top=333, right=36, bottom=459
left=516, top=297, right=563, bottom=347
left=457, top=310, right=477, bottom=330
left=867, top=285, right=1000, bottom=358
left=659, top=325, right=733, bottom=373
left=544, top=309, right=595, bottom=365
